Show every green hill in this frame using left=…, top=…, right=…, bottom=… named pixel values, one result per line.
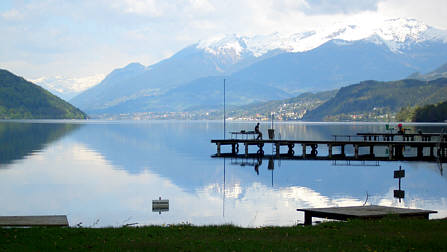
left=303, top=78, right=447, bottom=121
left=397, top=100, right=447, bottom=122
left=0, top=69, right=87, bottom=119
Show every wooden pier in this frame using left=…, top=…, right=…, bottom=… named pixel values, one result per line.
left=0, top=215, right=69, bottom=227
left=211, top=133, right=447, bottom=162
left=297, top=205, right=437, bottom=225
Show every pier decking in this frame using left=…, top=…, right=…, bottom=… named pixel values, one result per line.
left=0, top=215, right=69, bottom=227
left=211, top=133, right=447, bottom=162
left=297, top=205, right=437, bottom=225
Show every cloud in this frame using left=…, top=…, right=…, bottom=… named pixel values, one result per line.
left=109, top=0, right=168, bottom=16
left=1, top=9, right=22, bottom=20
left=301, top=0, right=380, bottom=15
left=1, top=0, right=447, bottom=83
left=377, top=0, right=447, bottom=29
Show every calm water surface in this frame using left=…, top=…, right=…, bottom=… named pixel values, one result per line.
left=0, top=120, right=446, bottom=227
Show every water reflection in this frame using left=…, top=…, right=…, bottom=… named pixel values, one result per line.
left=0, top=121, right=81, bottom=166
left=394, top=166, right=405, bottom=203
left=0, top=121, right=446, bottom=227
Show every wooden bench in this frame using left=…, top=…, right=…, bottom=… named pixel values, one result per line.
left=231, top=130, right=258, bottom=140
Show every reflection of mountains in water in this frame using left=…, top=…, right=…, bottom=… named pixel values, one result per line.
left=71, top=122, right=445, bottom=200
left=0, top=122, right=82, bottom=165
left=71, top=122, right=221, bottom=192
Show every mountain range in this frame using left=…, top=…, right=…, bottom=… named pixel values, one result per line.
left=70, top=18, right=447, bottom=116
left=408, top=62, right=447, bottom=81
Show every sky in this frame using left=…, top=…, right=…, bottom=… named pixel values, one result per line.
left=1, top=0, right=447, bottom=95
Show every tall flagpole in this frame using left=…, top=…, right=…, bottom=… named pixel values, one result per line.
left=224, top=79, right=226, bottom=139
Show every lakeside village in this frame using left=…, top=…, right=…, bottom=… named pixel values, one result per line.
left=96, top=106, right=396, bottom=121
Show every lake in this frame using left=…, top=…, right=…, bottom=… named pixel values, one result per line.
left=0, top=120, right=446, bottom=227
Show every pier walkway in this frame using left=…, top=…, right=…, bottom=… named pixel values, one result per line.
left=211, top=133, right=447, bottom=162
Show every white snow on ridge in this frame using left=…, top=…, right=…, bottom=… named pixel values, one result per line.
left=197, top=18, right=447, bottom=59
left=32, top=74, right=105, bottom=100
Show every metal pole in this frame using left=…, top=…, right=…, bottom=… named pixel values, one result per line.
left=223, top=158, right=226, bottom=217
left=224, top=79, right=226, bottom=139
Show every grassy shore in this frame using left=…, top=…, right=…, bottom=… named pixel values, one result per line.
left=1, top=218, right=446, bottom=251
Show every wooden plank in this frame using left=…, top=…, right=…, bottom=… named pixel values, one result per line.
left=298, top=205, right=436, bottom=217
left=297, top=205, right=437, bottom=225
left=212, top=153, right=440, bottom=162
left=211, top=138, right=446, bottom=162
left=0, top=215, right=69, bottom=227
left=211, top=139, right=440, bottom=147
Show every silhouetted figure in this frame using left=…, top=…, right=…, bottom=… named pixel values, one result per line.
left=398, top=123, right=405, bottom=134
left=254, top=158, right=262, bottom=175
left=255, top=123, right=262, bottom=140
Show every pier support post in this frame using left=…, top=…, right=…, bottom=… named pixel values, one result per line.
left=217, top=143, right=221, bottom=157
left=341, top=145, right=345, bottom=156
left=389, top=144, right=393, bottom=160
left=369, top=145, right=374, bottom=157
left=328, top=144, right=332, bottom=158
left=417, top=146, right=423, bottom=158
left=304, top=213, right=312, bottom=226
left=310, top=144, right=318, bottom=156
left=354, top=145, right=359, bottom=159
left=245, top=143, right=248, bottom=157
left=302, top=144, right=307, bottom=158
left=430, top=146, right=434, bottom=158
left=276, top=143, right=280, bottom=157
left=288, top=144, right=295, bottom=156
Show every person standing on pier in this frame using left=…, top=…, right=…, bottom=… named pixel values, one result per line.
left=398, top=123, right=405, bottom=134
left=255, top=122, right=262, bottom=140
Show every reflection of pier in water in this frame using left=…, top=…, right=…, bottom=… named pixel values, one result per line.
left=211, top=132, right=447, bottom=162
left=229, top=156, right=276, bottom=185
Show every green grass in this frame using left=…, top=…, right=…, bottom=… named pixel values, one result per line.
left=1, top=218, right=446, bottom=251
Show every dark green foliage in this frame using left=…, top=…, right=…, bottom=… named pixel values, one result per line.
left=396, top=106, right=417, bottom=122
left=397, top=100, right=447, bottom=122
left=0, top=69, right=87, bottom=119
left=0, top=218, right=446, bottom=251
left=304, top=78, right=447, bottom=121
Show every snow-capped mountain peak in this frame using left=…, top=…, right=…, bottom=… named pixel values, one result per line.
left=377, top=18, right=429, bottom=43
left=196, top=18, right=447, bottom=60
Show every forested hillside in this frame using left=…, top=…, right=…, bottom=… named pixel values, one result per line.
left=0, top=69, right=87, bottom=119
left=397, top=100, right=447, bottom=122
left=303, top=78, right=447, bottom=121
